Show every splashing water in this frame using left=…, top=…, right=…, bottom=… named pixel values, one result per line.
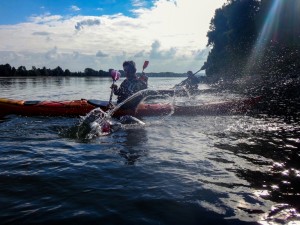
left=76, top=107, right=119, bottom=139
left=171, top=86, right=193, bottom=105
left=245, top=0, right=284, bottom=74
left=106, top=89, right=158, bottom=116
left=76, top=89, right=162, bottom=139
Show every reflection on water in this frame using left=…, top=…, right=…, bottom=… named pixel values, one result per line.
left=0, top=76, right=114, bottom=100
left=119, top=128, right=148, bottom=165
left=212, top=115, right=300, bottom=223
left=0, top=77, right=72, bottom=89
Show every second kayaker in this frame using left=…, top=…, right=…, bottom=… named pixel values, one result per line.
left=175, top=70, right=199, bottom=91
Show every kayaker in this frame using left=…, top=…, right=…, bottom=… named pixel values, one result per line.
left=175, top=70, right=199, bottom=91
left=111, top=60, right=148, bottom=109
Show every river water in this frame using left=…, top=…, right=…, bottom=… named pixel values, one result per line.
left=0, top=76, right=299, bottom=225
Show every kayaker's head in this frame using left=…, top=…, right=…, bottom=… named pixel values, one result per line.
left=123, top=61, right=137, bottom=79
left=187, top=71, right=193, bottom=78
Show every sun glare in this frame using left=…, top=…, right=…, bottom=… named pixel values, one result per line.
left=246, top=0, right=284, bottom=72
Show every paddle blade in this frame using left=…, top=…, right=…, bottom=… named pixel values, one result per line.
left=111, top=70, right=121, bottom=81
left=143, top=61, right=149, bottom=70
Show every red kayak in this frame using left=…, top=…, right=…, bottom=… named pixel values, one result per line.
left=0, top=97, right=261, bottom=117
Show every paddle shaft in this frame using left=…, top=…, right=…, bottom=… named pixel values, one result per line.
left=175, top=67, right=204, bottom=87
left=108, top=80, right=115, bottom=106
left=193, top=68, right=203, bottom=76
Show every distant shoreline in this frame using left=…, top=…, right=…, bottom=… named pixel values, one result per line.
left=0, top=63, right=206, bottom=78
left=0, top=75, right=201, bottom=78
left=0, top=73, right=206, bottom=78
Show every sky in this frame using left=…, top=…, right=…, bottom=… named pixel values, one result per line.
left=0, top=0, right=227, bottom=73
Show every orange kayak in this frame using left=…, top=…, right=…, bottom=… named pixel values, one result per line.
left=0, top=97, right=261, bottom=117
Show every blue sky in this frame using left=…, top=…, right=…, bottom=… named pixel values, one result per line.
left=0, top=0, right=226, bottom=72
left=0, top=0, right=155, bottom=25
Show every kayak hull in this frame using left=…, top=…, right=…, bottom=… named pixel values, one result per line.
left=0, top=98, right=173, bottom=117
left=0, top=97, right=261, bottom=117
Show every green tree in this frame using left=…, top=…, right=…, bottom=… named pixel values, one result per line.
left=0, top=64, right=12, bottom=76
left=52, top=66, right=64, bottom=76
left=205, top=0, right=260, bottom=82
left=84, top=68, right=98, bottom=76
left=204, top=0, right=300, bottom=82
left=17, top=66, right=27, bottom=76
left=64, top=69, right=71, bottom=76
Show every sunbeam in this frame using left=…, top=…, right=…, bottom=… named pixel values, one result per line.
left=255, top=0, right=283, bottom=51
left=245, top=0, right=284, bottom=73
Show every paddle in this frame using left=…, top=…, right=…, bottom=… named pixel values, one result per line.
left=174, top=64, right=205, bottom=88
left=142, top=60, right=149, bottom=72
left=192, top=63, right=206, bottom=76
left=108, top=69, right=121, bottom=107
left=139, top=60, right=149, bottom=84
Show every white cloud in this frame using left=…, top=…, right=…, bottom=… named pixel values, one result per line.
left=70, top=5, right=81, bottom=12
left=29, top=13, right=63, bottom=24
left=96, top=51, right=109, bottom=57
left=0, top=0, right=226, bottom=72
left=149, top=40, right=177, bottom=59
left=193, top=47, right=211, bottom=60
left=134, top=50, right=146, bottom=58
left=131, top=0, right=147, bottom=8
left=32, top=31, right=51, bottom=36
left=45, top=46, right=59, bottom=60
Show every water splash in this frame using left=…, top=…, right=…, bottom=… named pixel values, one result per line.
left=76, top=89, right=161, bottom=139
left=76, top=107, right=120, bottom=139
left=171, top=86, right=192, bottom=105
left=106, top=89, right=158, bottom=116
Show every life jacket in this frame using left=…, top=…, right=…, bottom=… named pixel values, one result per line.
left=114, top=78, right=147, bottom=109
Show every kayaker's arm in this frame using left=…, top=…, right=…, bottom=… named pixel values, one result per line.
left=111, top=84, right=119, bottom=95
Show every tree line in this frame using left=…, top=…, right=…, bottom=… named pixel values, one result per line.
left=0, top=64, right=111, bottom=77
left=204, top=0, right=300, bottom=83
left=0, top=63, right=191, bottom=78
